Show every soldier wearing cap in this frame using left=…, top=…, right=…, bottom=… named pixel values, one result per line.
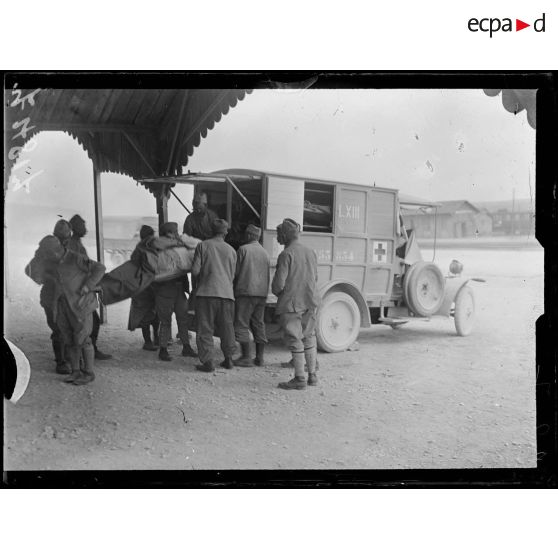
left=272, top=218, right=320, bottom=390
left=55, top=241, right=106, bottom=385
left=182, top=192, right=219, bottom=320
left=191, top=219, right=237, bottom=372
left=233, top=224, right=270, bottom=367
left=127, top=225, right=160, bottom=351
left=151, top=222, right=198, bottom=361
left=68, top=214, right=112, bottom=360
left=183, top=192, right=219, bottom=241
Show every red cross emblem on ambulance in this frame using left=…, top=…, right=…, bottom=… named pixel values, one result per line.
left=372, top=241, right=387, bottom=263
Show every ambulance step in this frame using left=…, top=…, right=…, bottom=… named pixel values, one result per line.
left=378, top=317, right=409, bottom=326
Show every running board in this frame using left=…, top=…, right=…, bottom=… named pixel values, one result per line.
left=378, top=317, right=409, bottom=326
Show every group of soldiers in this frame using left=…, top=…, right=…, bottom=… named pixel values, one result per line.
left=28, top=214, right=112, bottom=386
left=32, top=192, right=321, bottom=391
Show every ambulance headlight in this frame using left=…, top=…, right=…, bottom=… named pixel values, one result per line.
left=449, top=259, right=463, bottom=275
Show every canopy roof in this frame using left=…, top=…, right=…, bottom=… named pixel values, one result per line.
left=483, top=89, right=536, bottom=128
left=5, top=88, right=250, bottom=194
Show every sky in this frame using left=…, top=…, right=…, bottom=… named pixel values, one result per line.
left=6, top=88, right=536, bottom=227
left=188, top=88, right=535, bottom=203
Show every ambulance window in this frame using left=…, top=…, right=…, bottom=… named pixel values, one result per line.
left=303, top=182, right=334, bottom=233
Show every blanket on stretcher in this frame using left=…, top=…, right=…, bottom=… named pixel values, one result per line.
left=100, top=235, right=199, bottom=305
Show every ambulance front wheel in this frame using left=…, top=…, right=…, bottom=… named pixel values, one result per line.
left=454, top=285, right=475, bottom=336
left=316, top=292, right=361, bottom=353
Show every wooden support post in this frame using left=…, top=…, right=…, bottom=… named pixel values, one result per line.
left=93, top=165, right=106, bottom=323
left=156, top=187, right=168, bottom=230
left=226, top=180, right=232, bottom=225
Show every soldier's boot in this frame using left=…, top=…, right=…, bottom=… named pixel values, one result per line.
left=305, top=346, right=318, bottom=386
left=234, top=342, right=253, bottom=367
left=196, top=361, right=215, bottom=372
left=141, top=326, right=157, bottom=351
left=280, top=356, right=319, bottom=372
left=159, top=347, right=172, bottom=362
left=278, top=352, right=307, bottom=390
left=253, top=343, right=265, bottom=367
left=73, top=344, right=95, bottom=385
left=220, top=356, right=235, bottom=369
left=64, top=347, right=84, bottom=383
left=152, top=324, right=160, bottom=347
left=52, top=340, right=70, bottom=374
left=181, top=335, right=198, bottom=358
left=93, top=340, right=112, bottom=360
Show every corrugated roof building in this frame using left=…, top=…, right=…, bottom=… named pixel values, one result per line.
left=404, top=200, right=493, bottom=238
left=475, top=199, right=535, bottom=235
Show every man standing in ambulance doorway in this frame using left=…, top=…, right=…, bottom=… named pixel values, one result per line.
left=183, top=192, right=219, bottom=241
left=272, top=218, right=320, bottom=390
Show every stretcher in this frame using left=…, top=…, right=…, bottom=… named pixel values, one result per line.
left=100, top=238, right=198, bottom=305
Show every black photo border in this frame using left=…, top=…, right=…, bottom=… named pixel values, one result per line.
left=2, top=70, right=556, bottom=488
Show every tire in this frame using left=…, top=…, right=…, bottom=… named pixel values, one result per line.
left=316, top=291, right=361, bottom=353
left=403, top=261, right=445, bottom=317
left=454, top=285, right=475, bottom=336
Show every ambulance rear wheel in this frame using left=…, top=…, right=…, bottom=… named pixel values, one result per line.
left=316, top=292, right=361, bottom=353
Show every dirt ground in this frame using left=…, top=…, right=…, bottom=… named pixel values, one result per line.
left=3, top=241, right=543, bottom=471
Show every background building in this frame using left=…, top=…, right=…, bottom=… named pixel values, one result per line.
left=476, top=199, right=535, bottom=236
left=404, top=200, right=493, bottom=239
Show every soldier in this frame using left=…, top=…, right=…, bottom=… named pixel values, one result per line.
left=25, top=221, right=72, bottom=374
left=183, top=192, right=219, bottom=241
left=182, top=192, right=219, bottom=321
left=53, top=218, right=73, bottom=248
left=68, top=214, right=112, bottom=360
left=272, top=218, right=320, bottom=390
left=56, top=243, right=106, bottom=385
left=191, top=219, right=237, bottom=372
left=151, top=222, right=197, bottom=362
left=127, top=225, right=160, bottom=351
left=233, top=224, right=270, bottom=367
